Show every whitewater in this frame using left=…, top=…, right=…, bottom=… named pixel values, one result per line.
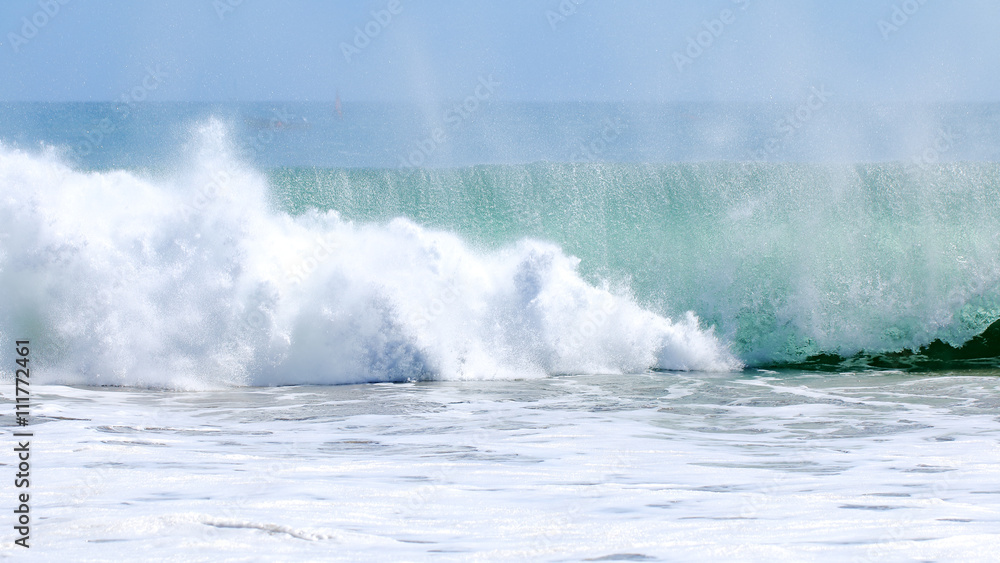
left=0, top=120, right=738, bottom=389
left=5, top=118, right=1000, bottom=388
left=7, top=373, right=1000, bottom=560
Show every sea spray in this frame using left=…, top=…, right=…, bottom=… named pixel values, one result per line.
left=0, top=122, right=739, bottom=388
left=272, top=161, right=1000, bottom=366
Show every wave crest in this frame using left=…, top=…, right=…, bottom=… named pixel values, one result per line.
left=0, top=123, right=739, bottom=389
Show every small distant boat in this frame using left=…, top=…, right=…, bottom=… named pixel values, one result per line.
left=335, top=90, right=343, bottom=119
left=243, top=115, right=310, bottom=131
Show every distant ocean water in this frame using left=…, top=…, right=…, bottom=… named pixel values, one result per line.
left=1, top=102, right=999, bottom=559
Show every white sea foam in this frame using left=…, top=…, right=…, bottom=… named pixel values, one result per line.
left=0, top=121, right=739, bottom=388
left=22, top=373, right=1000, bottom=560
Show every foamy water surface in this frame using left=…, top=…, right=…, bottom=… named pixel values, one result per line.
left=8, top=371, right=1000, bottom=561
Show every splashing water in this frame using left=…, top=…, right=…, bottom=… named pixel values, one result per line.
left=0, top=120, right=738, bottom=389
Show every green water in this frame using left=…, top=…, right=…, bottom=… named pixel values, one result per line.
left=269, top=161, right=1000, bottom=367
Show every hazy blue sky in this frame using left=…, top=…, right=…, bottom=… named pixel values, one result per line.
left=2, top=0, right=998, bottom=102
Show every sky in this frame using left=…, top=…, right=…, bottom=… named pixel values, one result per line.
left=1, top=0, right=999, bottom=103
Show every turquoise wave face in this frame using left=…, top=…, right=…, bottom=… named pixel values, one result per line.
left=269, top=162, right=1000, bottom=367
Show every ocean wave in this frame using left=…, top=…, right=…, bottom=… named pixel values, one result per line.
left=0, top=120, right=740, bottom=389
left=268, top=160, right=1000, bottom=367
